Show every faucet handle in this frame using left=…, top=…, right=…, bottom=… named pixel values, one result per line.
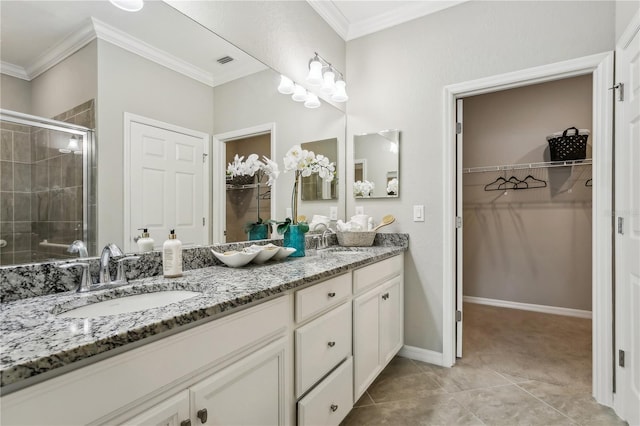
left=116, top=256, right=140, bottom=282
left=59, top=262, right=92, bottom=293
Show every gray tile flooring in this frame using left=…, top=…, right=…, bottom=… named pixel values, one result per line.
left=342, top=303, right=626, bottom=425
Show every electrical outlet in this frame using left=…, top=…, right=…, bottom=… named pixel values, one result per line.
left=355, top=206, right=364, bottom=215
left=413, top=205, right=425, bottom=222
left=329, top=206, right=338, bottom=220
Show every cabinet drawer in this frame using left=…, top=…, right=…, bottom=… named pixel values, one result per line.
left=353, top=254, right=402, bottom=294
left=298, top=357, right=353, bottom=426
left=295, top=302, right=352, bottom=397
left=295, top=273, right=351, bottom=323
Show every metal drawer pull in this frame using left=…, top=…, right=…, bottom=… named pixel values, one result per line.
left=382, top=292, right=390, bottom=300
left=197, top=408, right=208, bottom=423
left=328, top=341, right=336, bottom=347
left=180, top=420, right=192, bottom=426
left=328, top=292, right=336, bottom=297
left=330, top=404, right=339, bottom=412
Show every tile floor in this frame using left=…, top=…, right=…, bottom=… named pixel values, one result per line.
left=342, top=302, right=627, bottom=425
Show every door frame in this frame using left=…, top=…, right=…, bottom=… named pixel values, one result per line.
left=213, top=123, right=276, bottom=244
left=123, top=112, right=211, bottom=252
left=442, top=52, right=615, bottom=406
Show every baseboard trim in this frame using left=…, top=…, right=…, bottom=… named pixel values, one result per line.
left=398, top=345, right=447, bottom=366
left=464, top=296, right=592, bottom=319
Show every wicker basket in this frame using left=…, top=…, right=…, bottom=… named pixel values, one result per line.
left=336, top=231, right=376, bottom=247
left=546, top=127, right=590, bottom=161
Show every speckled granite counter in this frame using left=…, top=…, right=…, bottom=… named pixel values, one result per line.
left=0, top=244, right=406, bottom=393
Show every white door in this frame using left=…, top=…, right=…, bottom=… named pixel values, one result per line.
left=614, top=19, right=640, bottom=425
left=128, top=119, right=208, bottom=252
left=123, top=390, right=190, bottom=426
left=455, top=98, right=464, bottom=358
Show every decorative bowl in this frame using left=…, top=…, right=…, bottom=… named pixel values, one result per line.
left=246, top=244, right=280, bottom=264
left=336, top=231, right=376, bottom=247
left=211, top=249, right=258, bottom=267
left=272, top=247, right=297, bottom=261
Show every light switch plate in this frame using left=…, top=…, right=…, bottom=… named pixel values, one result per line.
left=413, top=205, right=425, bottom=222
left=355, top=206, right=364, bottom=215
left=329, top=206, right=338, bottom=220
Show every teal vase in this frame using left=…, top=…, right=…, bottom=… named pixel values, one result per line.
left=249, top=224, right=268, bottom=240
left=284, top=224, right=306, bottom=257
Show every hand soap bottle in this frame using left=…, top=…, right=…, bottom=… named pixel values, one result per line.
left=162, top=229, right=183, bottom=278
left=137, top=228, right=155, bottom=253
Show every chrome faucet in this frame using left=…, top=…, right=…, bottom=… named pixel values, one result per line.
left=312, top=223, right=336, bottom=250
left=67, top=240, right=88, bottom=258
left=99, top=243, right=123, bottom=284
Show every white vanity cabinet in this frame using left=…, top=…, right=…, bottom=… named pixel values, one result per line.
left=353, top=255, right=404, bottom=401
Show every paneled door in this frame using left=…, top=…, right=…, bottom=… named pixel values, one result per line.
left=614, top=14, right=640, bottom=425
left=126, top=114, right=209, bottom=252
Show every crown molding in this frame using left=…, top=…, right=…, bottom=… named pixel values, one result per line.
left=0, top=61, right=29, bottom=80
left=348, top=1, right=467, bottom=40
left=306, top=0, right=349, bottom=40
left=91, top=18, right=215, bottom=87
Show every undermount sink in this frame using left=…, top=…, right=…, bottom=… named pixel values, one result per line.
left=57, top=291, right=201, bottom=318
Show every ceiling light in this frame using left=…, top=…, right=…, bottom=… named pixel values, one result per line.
left=291, top=84, right=307, bottom=102
left=59, top=136, right=81, bottom=154
left=306, top=55, right=324, bottom=86
left=109, top=0, right=144, bottom=12
left=304, top=93, right=321, bottom=109
left=277, top=75, right=295, bottom=94
left=331, top=79, right=348, bottom=102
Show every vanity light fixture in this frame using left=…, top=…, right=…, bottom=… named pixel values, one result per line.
left=306, top=55, right=324, bottom=86
left=291, top=84, right=308, bottom=102
left=59, top=136, right=82, bottom=155
left=305, top=52, right=348, bottom=103
left=277, top=75, right=295, bottom=94
left=331, top=78, right=348, bottom=102
left=304, top=93, right=321, bottom=109
left=109, top=0, right=144, bottom=12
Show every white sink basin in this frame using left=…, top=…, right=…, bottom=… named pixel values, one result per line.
left=57, top=291, right=201, bottom=318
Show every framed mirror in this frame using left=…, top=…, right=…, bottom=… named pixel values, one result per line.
left=0, top=0, right=346, bottom=265
left=353, top=129, right=400, bottom=198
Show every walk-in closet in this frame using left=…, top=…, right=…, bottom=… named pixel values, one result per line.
left=460, top=75, right=594, bottom=387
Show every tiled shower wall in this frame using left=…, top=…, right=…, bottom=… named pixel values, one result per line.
left=0, top=100, right=95, bottom=265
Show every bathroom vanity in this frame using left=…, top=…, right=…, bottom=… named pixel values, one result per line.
left=0, top=241, right=406, bottom=426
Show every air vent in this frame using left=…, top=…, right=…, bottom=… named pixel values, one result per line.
left=217, top=56, right=234, bottom=65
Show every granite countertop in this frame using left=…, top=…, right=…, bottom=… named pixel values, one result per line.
left=0, top=245, right=405, bottom=393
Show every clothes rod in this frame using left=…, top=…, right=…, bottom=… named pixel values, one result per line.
left=463, top=158, right=592, bottom=174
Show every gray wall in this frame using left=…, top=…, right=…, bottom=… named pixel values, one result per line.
left=616, top=0, right=640, bottom=40
left=0, top=75, right=32, bottom=113
left=96, top=40, right=214, bottom=249
left=463, top=75, right=593, bottom=311
left=346, top=1, right=615, bottom=353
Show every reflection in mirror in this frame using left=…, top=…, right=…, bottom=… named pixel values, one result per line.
left=353, top=130, right=400, bottom=198
left=301, top=138, right=338, bottom=201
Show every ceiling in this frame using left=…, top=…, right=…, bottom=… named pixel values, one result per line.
left=307, top=0, right=468, bottom=41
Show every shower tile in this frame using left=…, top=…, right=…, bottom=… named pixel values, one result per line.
left=13, top=131, right=31, bottom=163
left=60, top=154, right=77, bottom=187
left=13, top=221, right=31, bottom=233
left=48, top=157, right=62, bottom=189
left=32, top=161, right=48, bottom=192
left=74, top=186, right=83, bottom=220
left=63, top=188, right=77, bottom=221
left=34, top=191, right=50, bottom=221
left=1, top=130, right=12, bottom=161
left=74, top=154, right=83, bottom=186
left=13, top=192, right=31, bottom=221
left=14, top=232, right=31, bottom=251
left=1, top=252, right=14, bottom=266
left=1, top=192, right=14, bottom=221
left=49, top=189, right=64, bottom=221
left=13, top=163, right=31, bottom=192
left=1, top=161, right=13, bottom=191
left=13, top=251, right=33, bottom=264
left=33, top=129, right=48, bottom=162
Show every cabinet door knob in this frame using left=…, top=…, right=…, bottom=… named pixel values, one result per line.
left=328, top=292, right=336, bottom=297
left=382, top=292, right=390, bottom=300
left=181, top=420, right=192, bottom=426
left=330, top=404, right=339, bottom=412
left=197, top=408, right=208, bottom=423
left=327, top=341, right=336, bottom=347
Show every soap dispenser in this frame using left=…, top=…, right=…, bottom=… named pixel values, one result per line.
left=137, top=228, right=155, bottom=253
left=162, top=229, right=183, bottom=278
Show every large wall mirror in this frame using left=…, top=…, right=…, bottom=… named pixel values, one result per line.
left=353, top=130, right=400, bottom=198
left=0, top=0, right=346, bottom=265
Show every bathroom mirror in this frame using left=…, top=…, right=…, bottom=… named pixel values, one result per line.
left=0, top=0, right=346, bottom=265
left=301, top=138, right=338, bottom=201
left=353, top=130, right=400, bottom=198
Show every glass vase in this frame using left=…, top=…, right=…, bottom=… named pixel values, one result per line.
left=284, top=224, right=306, bottom=257
left=248, top=224, right=268, bottom=241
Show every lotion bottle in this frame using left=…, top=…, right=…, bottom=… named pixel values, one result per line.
left=137, top=228, right=155, bottom=253
left=162, top=229, right=183, bottom=278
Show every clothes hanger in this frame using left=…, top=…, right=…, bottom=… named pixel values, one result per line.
left=520, top=174, right=547, bottom=188
left=585, top=178, right=593, bottom=187
left=484, top=176, right=508, bottom=191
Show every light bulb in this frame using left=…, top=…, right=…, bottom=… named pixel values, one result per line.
left=59, top=137, right=80, bottom=154
left=109, top=0, right=144, bottom=12
left=304, top=93, right=321, bottom=109
left=291, top=84, right=307, bottom=102
left=306, top=59, right=323, bottom=86
left=321, top=70, right=336, bottom=94
left=277, top=75, right=294, bottom=94
left=331, top=79, right=348, bottom=102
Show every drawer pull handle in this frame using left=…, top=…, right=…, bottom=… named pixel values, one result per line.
left=328, top=292, right=336, bottom=297
left=181, top=420, right=192, bottom=426
left=330, top=404, right=339, bottom=412
left=382, top=292, right=390, bottom=300
left=328, top=341, right=336, bottom=347
left=197, top=408, right=208, bottom=423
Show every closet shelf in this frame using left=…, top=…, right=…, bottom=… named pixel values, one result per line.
left=463, top=158, right=592, bottom=174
